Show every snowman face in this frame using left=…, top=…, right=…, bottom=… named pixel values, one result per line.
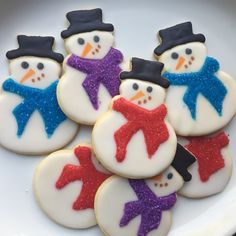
left=120, top=79, right=166, bottom=110
left=147, top=166, right=184, bottom=197
left=65, top=31, right=114, bottom=59
left=159, top=42, right=207, bottom=73
left=9, top=56, right=61, bottom=89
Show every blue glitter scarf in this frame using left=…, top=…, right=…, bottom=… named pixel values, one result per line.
left=3, top=79, right=67, bottom=138
left=120, top=179, right=177, bottom=236
left=163, top=57, right=227, bottom=119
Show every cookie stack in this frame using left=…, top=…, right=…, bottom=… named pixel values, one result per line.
left=0, top=8, right=235, bottom=236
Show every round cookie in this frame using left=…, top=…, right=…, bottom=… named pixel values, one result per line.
left=0, top=35, right=78, bottom=155
left=92, top=58, right=177, bottom=178
left=179, top=132, right=232, bottom=198
left=95, top=146, right=195, bottom=236
left=57, top=8, right=124, bottom=125
left=33, top=144, right=111, bottom=228
left=154, top=22, right=236, bottom=136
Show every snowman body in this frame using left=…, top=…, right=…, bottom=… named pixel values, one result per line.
left=158, top=42, right=236, bottom=136
left=34, top=144, right=110, bottom=228
left=57, top=30, right=123, bottom=125
left=95, top=166, right=184, bottom=236
left=92, top=79, right=177, bottom=178
left=179, top=132, right=232, bottom=198
left=0, top=56, right=78, bottom=154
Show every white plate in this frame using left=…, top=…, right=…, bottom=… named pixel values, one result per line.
left=0, top=0, right=236, bottom=235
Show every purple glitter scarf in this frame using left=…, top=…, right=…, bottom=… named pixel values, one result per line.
left=120, top=179, right=177, bottom=236
left=67, top=47, right=123, bottom=109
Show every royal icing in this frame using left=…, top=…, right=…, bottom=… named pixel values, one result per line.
left=179, top=132, right=232, bottom=198
left=0, top=36, right=78, bottom=154
left=33, top=144, right=111, bottom=228
left=119, top=179, right=177, bottom=236
left=95, top=165, right=189, bottom=236
left=57, top=9, right=124, bottom=125
left=155, top=22, right=236, bottom=136
left=113, top=98, right=169, bottom=162
left=92, top=58, right=177, bottom=178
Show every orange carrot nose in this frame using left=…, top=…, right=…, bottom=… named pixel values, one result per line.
left=20, top=69, right=36, bottom=83
left=82, top=42, right=93, bottom=57
left=175, top=56, right=185, bottom=70
left=153, top=174, right=162, bottom=181
left=130, top=90, right=145, bottom=101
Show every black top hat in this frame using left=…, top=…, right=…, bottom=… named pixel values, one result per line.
left=6, top=35, right=64, bottom=63
left=171, top=143, right=196, bottom=182
left=154, top=22, right=206, bottom=56
left=120, top=57, right=170, bottom=88
left=61, top=8, right=114, bottom=39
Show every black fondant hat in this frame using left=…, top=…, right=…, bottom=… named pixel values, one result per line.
left=6, top=35, right=64, bottom=63
left=171, top=143, right=196, bottom=182
left=120, top=57, right=170, bottom=88
left=61, top=8, right=114, bottom=39
left=154, top=22, right=206, bottom=56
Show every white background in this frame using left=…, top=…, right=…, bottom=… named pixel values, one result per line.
left=0, top=0, right=236, bottom=235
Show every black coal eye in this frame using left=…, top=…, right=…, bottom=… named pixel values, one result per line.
left=93, top=35, right=100, bottom=43
left=21, top=61, right=29, bottom=69
left=147, top=86, right=153, bottom=93
left=185, top=48, right=192, bottom=55
left=167, top=173, right=173, bottom=179
left=78, top=38, right=85, bottom=45
left=37, top=63, right=44, bottom=70
left=132, top=83, right=139, bottom=90
left=171, top=52, right=179, bottom=59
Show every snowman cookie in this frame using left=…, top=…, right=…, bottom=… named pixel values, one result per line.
left=0, top=35, right=78, bottom=155
left=92, top=58, right=177, bottom=178
left=57, top=8, right=124, bottom=125
left=154, top=22, right=236, bottom=136
left=179, top=131, right=232, bottom=198
left=95, top=144, right=196, bottom=236
left=33, top=144, right=111, bottom=228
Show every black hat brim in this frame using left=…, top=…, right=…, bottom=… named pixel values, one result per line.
left=154, top=33, right=206, bottom=56
left=120, top=71, right=170, bottom=88
left=6, top=49, right=64, bottom=63
left=61, top=22, right=114, bottom=39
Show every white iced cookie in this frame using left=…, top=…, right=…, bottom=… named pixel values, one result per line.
left=92, top=58, right=177, bottom=178
left=57, top=8, right=123, bottom=125
left=0, top=35, right=78, bottom=155
left=154, top=22, right=236, bottom=136
left=33, top=144, right=111, bottom=228
left=95, top=147, right=195, bottom=236
left=179, top=132, right=232, bottom=198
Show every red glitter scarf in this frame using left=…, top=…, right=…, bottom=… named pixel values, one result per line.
left=185, top=132, right=229, bottom=182
left=56, top=146, right=111, bottom=210
left=113, top=97, right=169, bottom=163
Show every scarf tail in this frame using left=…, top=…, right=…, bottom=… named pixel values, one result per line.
left=114, top=122, right=137, bottom=162
left=120, top=201, right=142, bottom=227
left=13, top=101, right=35, bottom=137
left=143, top=124, right=169, bottom=158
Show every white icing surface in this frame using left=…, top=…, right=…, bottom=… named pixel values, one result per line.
left=9, top=57, right=61, bottom=88
left=0, top=56, right=78, bottom=155
left=92, top=94, right=177, bottom=178
left=95, top=171, right=184, bottom=236
left=57, top=30, right=123, bottom=125
left=164, top=71, right=236, bottom=136
left=57, top=63, right=113, bottom=124
left=179, top=146, right=232, bottom=198
left=158, top=42, right=207, bottom=73
left=158, top=42, right=236, bottom=136
left=147, top=166, right=184, bottom=197
left=33, top=144, right=109, bottom=229
left=65, top=31, right=114, bottom=59
left=119, top=79, right=166, bottom=110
